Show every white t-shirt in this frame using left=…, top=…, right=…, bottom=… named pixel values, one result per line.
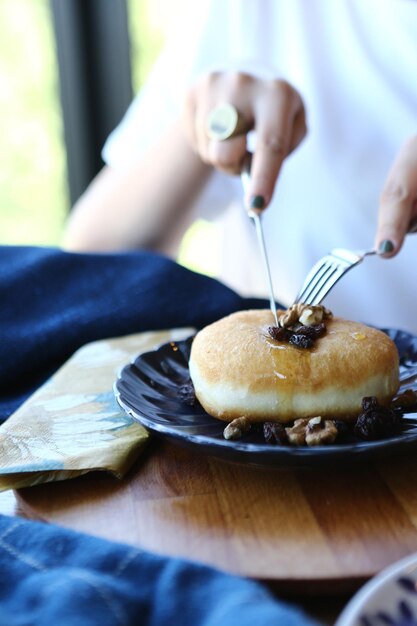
left=103, top=0, right=417, bottom=333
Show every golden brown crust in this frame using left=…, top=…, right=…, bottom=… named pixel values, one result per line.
left=189, top=309, right=399, bottom=422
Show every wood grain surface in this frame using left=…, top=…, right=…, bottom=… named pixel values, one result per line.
left=16, top=437, right=417, bottom=596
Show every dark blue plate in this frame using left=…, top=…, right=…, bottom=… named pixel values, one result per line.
left=114, top=329, right=417, bottom=468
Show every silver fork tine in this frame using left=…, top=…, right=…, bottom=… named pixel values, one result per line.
left=302, top=250, right=360, bottom=304
left=306, top=264, right=349, bottom=306
left=295, top=249, right=365, bottom=306
left=300, top=261, right=341, bottom=306
left=295, top=257, right=336, bottom=304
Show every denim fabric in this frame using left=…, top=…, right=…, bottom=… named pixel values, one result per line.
left=0, top=514, right=319, bottom=626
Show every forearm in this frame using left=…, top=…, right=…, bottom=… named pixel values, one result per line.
left=62, top=120, right=212, bottom=256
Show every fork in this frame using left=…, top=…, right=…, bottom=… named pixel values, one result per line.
left=294, top=220, right=417, bottom=306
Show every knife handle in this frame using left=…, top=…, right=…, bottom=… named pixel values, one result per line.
left=241, top=152, right=257, bottom=215
left=240, top=152, right=252, bottom=192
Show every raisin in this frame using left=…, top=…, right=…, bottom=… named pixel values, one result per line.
left=263, top=421, right=288, bottom=445
left=292, top=322, right=326, bottom=339
left=391, top=389, right=417, bottom=411
left=268, top=326, right=292, bottom=342
left=361, top=396, right=379, bottom=412
left=354, top=398, right=403, bottom=441
left=289, top=334, right=314, bottom=349
left=178, top=380, right=196, bottom=405
left=268, top=321, right=326, bottom=349
left=334, top=420, right=353, bottom=443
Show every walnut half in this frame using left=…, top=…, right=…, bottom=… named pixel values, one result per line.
left=279, top=304, right=333, bottom=328
left=223, top=416, right=251, bottom=440
left=286, top=416, right=338, bottom=446
left=285, top=418, right=309, bottom=445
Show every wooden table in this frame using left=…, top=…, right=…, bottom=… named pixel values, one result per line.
left=11, top=436, right=417, bottom=623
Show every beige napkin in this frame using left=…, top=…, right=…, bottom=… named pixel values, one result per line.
left=0, top=328, right=194, bottom=491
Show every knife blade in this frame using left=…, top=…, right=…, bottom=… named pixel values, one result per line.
left=241, top=153, right=279, bottom=326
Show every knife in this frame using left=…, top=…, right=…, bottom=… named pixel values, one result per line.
left=241, top=153, right=279, bottom=326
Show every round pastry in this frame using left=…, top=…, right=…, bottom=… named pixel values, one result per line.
left=189, top=309, right=400, bottom=422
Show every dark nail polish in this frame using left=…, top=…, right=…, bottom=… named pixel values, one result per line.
left=250, top=195, right=265, bottom=210
left=378, top=240, right=395, bottom=254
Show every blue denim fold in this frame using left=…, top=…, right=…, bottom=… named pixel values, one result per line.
left=0, top=514, right=319, bottom=626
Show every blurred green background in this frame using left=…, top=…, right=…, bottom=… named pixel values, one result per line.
left=0, top=0, right=67, bottom=245
left=0, top=0, right=218, bottom=274
left=0, top=0, right=173, bottom=245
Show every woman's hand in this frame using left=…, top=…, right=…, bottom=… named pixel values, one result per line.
left=376, top=135, right=417, bottom=256
left=183, top=71, right=307, bottom=211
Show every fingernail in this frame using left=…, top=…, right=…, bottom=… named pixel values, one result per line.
left=250, top=195, right=265, bottom=210
left=378, top=239, right=395, bottom=254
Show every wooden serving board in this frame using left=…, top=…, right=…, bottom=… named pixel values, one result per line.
left=16, top=437, right=417, bottom=595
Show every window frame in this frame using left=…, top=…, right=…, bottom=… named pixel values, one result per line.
left=50, top=0, right=133, bottom=205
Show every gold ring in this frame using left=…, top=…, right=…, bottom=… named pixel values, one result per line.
left=206, top=103, right=248, bottom=141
